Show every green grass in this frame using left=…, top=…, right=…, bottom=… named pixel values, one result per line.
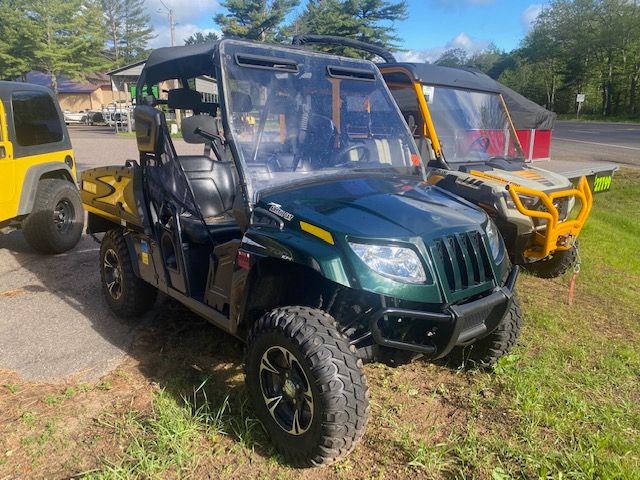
left=85, top=379, right=268, bottom=479
left=24, top=169, right=640, bottom=479
left=442, top=169, right=640, bottom=478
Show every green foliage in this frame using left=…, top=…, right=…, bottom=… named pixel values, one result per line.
left=500, top=0, right=640, bottom=116
left=102, top=0, right=154, bottom=64
left=25, top=0, right=110, bottom=91
left=292, top=0, right=408, bottom=57
left=184, top=31, right=220, bottom=45
left=434, top=48, right=468, bottom=67
left=0, top=0, right=36, bottom=79
left=214, top=0, right=299, bottom=42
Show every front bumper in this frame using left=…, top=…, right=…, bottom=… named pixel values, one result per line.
left=369, top=266, right=519, bottom=359
left=506, top=177, right=592, bottom=259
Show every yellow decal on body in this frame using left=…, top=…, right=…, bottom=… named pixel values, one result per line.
left=82, top=180, right=97, bottom=194
left=96, top=176, right=133, bottom=214
left=300, top=221, right=335, bottom=245
left=141, top=252, right=149, bottom=265
left=593, top=175, right=612, bottom=192
left=469, top=170, right=521, bottom=186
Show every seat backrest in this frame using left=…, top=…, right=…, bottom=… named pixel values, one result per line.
left=135, top=105, right=165, bottom=155
left=178, top=156, right=237, bottom=218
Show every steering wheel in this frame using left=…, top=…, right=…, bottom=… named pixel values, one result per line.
left=465, top=135, right=491, bottom=156
left=334, top=144, right=370, bottom=166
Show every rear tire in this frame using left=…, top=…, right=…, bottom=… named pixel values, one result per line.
left=524, top=243, right=579, bottom=279
left=22, top=179, right=84, bottom=254
left=245, top=306, right=369, bottom=467
left=100, top=228, right=157, bottom=317
left=449, top=293, right=523, bottom=369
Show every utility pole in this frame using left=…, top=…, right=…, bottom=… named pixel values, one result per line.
left=158, top=0, right=181, bottom=131
left=159, top=0, right=176, bottom=46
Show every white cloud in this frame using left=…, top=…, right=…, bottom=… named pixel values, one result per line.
left=397, top=32, right=491, bottom=63
left=146, top=0, right=220, bottom=25
left=521, top=4, right=543, bottom=31
left=145, top=0, right=221, bottom=48
left=150, top=23, right=221, bottom=48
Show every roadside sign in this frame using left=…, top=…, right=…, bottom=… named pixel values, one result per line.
left=422, top=85, right=435, bottom=103
left=576, top=94, right=586, bottom=103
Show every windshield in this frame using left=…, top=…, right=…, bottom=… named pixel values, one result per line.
left=426, top=86, right=524, bottom=164
left=220, top=41, right=421, bottom=201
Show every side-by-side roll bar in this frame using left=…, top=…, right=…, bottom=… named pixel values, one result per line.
left=292, top=35, right=397, bottom=64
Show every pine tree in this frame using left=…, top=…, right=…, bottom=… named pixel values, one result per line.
left=293, top=0, right=408, bottom=57
left=214, top=0, right=299, bottom=42
left=102, top=0, right=153, bottom=64
left=120, top=0, right=155, bottom=62
left=0, top=0, right=36, bottom=79
left=29, top=0, right=110, bottom=92
left=102, top=0, right=125, bottom=62
left=185, top=31, right=220, bottom=45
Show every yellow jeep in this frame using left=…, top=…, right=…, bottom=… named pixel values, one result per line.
left=0, top=82, right=84, bottom=253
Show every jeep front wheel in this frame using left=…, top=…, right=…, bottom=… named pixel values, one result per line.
left=22, top=179, right=84, bottom=254
left=245, top=306, right=369, bottom=467
left=99, top=228, right=157, bottom=317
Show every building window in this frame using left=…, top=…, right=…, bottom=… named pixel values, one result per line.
left=12, top=91, right=63, bottom=147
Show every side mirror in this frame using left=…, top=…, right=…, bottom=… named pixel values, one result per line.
left=181, top=115, right=219, bottom=144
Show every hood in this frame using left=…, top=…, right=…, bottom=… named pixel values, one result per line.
left=451, top=160, right=573, bottom=192
left=259, top=175, right=488, bottom=241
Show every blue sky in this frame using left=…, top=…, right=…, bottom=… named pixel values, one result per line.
left=147, top=0, right=546, bottom=63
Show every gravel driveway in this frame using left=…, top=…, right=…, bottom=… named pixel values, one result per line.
left=0, top=127, right=196, bottom=383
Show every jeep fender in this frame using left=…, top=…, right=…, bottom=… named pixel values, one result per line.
left=18, top=162, right=76, bottom=216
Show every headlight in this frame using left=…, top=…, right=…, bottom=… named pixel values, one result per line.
left=504, top=192, right=537, bottom=210
left=485, top=219, right=502, bottom=260
left=348, top=242, right=428, bottom=284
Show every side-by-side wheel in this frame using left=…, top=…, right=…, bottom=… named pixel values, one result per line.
left=99, top=228, right=157, bottom=317
left=448, top=292, right=523, bottom=368
left=245, top=306, right=369, bottom=466
left=524, top=242, right=579, bottom=279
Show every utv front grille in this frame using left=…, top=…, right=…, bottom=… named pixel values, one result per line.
left=432, top=232, right=494, bottom=294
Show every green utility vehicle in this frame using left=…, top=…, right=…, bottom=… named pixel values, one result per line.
left=0, top=82, right=84, bottom=253
left=81, top=40, right=521, bottom=466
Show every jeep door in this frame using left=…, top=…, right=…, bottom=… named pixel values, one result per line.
left=0, top=99, right=15, bottom=220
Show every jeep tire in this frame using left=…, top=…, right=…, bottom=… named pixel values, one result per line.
left=450, top=293, right=523, bottom=368
left=524, top=243, right=579, bottom=279
left=100, top=228, right=157, bottom=317
left=245, top=306, right=369, bottom=467
left=22, top=179, right=84, bottom=254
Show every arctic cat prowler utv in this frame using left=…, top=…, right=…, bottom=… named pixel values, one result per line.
left=82, top=39, right=521, bottom=466
left=292, top=36, right=593, bottom=278
left=0, top=82, right=84, bottom=253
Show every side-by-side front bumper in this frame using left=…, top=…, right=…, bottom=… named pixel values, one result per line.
left=506, top=176, right=593, bottom=259
left=369, top=266, right=519, bottom=359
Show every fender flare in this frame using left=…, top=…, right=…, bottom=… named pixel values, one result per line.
left=18, top=162, right=76, bottom=215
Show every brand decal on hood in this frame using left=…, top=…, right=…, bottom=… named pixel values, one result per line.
left=513, top=169, right=555, bottom=187
left=268, top=202, right=294, bottom=221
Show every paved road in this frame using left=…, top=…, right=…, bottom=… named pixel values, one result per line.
left=552, top=120, right=640, bottom=167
